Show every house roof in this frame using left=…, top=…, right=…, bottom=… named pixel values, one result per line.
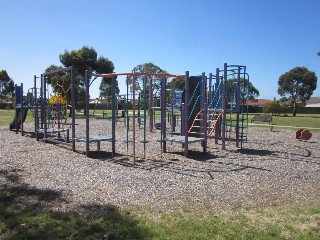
left=306, top=96, right=320, bottom=105
left=305, top=103, right=320, bottom=107
left=247, top=99, right=272, bottom=106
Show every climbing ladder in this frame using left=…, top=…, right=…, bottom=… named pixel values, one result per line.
left=188, top=108, right=224, bottom=137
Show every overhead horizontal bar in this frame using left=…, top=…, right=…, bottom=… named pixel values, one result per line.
left=88, top=72, right=186, bottom=78
left=43, top=67, right=72, bottom=76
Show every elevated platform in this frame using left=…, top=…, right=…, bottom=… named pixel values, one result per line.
left=73, top=135, right=113, bottom=143
left=38, top=128, right=70, bottom=141
left=164, top=136, right=205, bottom=143
left=73, top=135, right=113, bottom=151
left=38, top=128, right=70, bottom=134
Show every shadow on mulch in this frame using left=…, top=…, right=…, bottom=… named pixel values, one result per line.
left=168, top=150, right=218, bottom=161
left=238, top=148, right=274, bottom=156
left=86, top=151, right=125, bottom=160
left=0, top=169, right=151, bottom=240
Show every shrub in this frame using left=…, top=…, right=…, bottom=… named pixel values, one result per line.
left=263, top=101, right=287, bottom=115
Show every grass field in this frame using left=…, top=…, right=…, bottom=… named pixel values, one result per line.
left=1, top=109, right=320, bottom=239
left=1, top=184, right=319, bottom=239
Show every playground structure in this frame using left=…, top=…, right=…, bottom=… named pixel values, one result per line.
left=10, top=63, right=250, bottom=165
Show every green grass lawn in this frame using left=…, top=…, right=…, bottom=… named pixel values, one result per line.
left=248, top=113, right=320, bottom=133
left=1, top=184, right=319, bottom=240
left=0, top=109, right=34, bottom=126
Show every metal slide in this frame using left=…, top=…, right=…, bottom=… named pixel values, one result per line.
left=9, top=107, right=28, bottom=131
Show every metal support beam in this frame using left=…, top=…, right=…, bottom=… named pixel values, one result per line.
left=85, top=70, right=90, bottom=157
left=184, top=71, right=189, bottom=157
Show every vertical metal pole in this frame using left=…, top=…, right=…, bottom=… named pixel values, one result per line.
left=215, top=68, right=219, bottom=144
left=209, top=73, right=212, bottom=107
left=43, top=76, right=47, bottom=142
left=236, top=66, right=241, bottom=148
left=111, top=76, right=116, bottom=155
left=184, top=71, right=189, bottom=157
left=143, top=78, right=147, bottom=158
left=20, top=83, right=24, bottom=136
left=245, top=73, right=249, bottom=144
left=85, top=70, right=90, bottom=157
left=126, top=75, right=129, bottom=153
left=40, top=74, right=44, bottom=129
left=132, top=72, right=136, bottom=165
left=222, top=63, right=227, bottom=150
left=149, top=77, right=153, bottom=132
left=202, top=72, right=207, bottom=153
left=161, top=77, right=167, bottom=153
left=71, top=65, right=76, bottom=152
left=34, top=76, right=38, bottom=138
left=200, top=73, right=204, bottom=110
left=14, top=84, right=18, bottom=133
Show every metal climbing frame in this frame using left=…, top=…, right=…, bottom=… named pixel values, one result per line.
left=35, top=66, right=76, bottom=150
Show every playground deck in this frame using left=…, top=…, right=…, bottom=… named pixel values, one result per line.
left=164, top=136, right=205, bottom=143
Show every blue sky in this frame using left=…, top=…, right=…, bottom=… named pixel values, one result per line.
left=1, top=0, right=320, bottom=99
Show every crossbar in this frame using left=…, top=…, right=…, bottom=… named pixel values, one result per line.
left=88, top=72, right=185, bottom=78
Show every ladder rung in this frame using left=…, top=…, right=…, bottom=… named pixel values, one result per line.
left=188, top=132, right=205, bottom=135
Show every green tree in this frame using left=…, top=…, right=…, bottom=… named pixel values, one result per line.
left=99, top=76, right=120, bottom=97
left=45, top=46, right=115, bottom=105
left=126, top=62, right=167, bottom=94
left=45, top=64, right=70, bottom=97
left=167, top=76, right=185, bottom=90
left=227, top=78, right=259, bottom=102
left=0, top=70, right=15, bottom=97
left=278, top=67, right=317, bottom=116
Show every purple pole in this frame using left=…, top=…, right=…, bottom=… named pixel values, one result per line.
left=20, top=83, right=24, bottom=136
left=43, top=76, right=47, bottom=142
left=161, top=77, right=167, bottom=153
left=222, top=63, right=227, bottom=150
left=85, top=70, right=90, bottom=157
left=202, top=72, right=207, bottom=153
left=236, top=66, right=241, bottom=148
left=184, top=71, right=189, bottom=157
left=209, top=73, right=212, bottom=107
left=215, top=68, right=219, bottom=144
left=71, top=65, right=76, bottom=152
left=34, top=76, right=38, bottom=136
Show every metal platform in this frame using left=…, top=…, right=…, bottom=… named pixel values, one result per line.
left=38, top=128, right=69, bottom=134
left=164, top=136, right=205, bottom=143
left=73, top=135, right=113, bottom=143
left=73, top=135, right=113, bottom=151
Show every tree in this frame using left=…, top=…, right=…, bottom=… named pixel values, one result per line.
left=126, top=62, right=167, bottom=94
left=227, top=78, right=259, bottom=102
left=0, top=70, right=15, bottom=97
left=167, top=76, right=185, bottom=90
left=45, top=46, right=115, bottom=106
left=99, top=76, right=120, bottom=97
left=278, top=67, right=317, bottom=116
left=45, top=64, right=73, bottom=104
